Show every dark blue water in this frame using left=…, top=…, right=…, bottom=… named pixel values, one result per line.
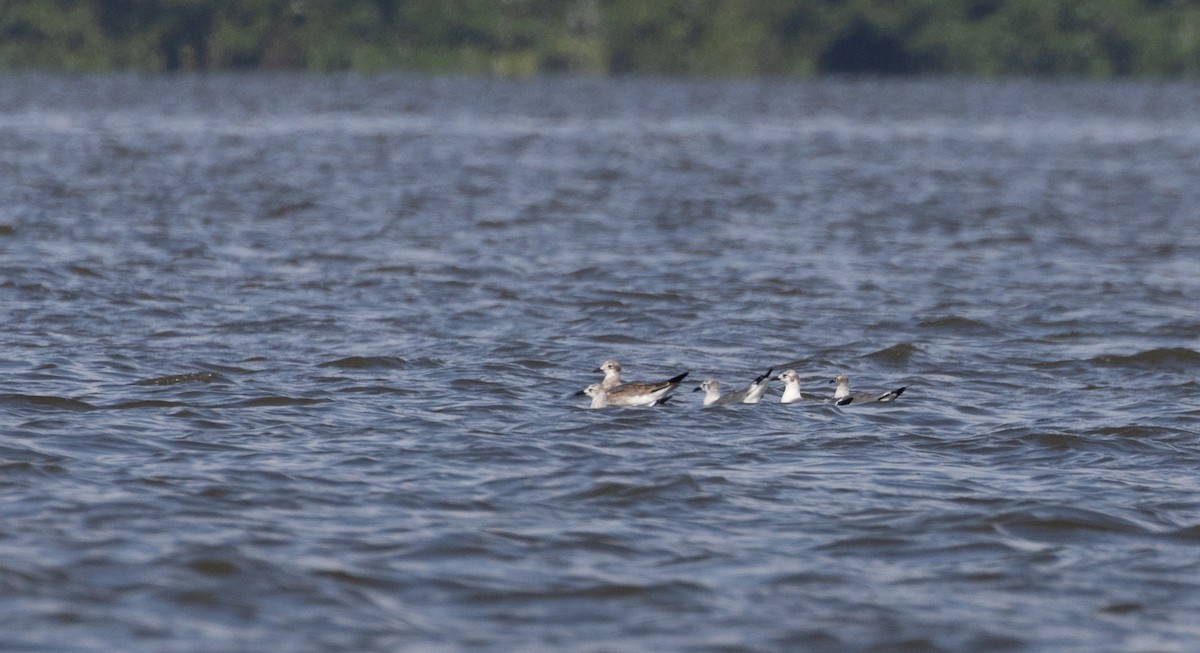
left=2, top=74, right=1200, bottom=652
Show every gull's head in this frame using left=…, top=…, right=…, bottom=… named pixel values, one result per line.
left=777, top=369, right=800, bottom=384
left=597, top=360, right=622, bottom=375
left=695, top=378, right=719, bottom=393
left=582, top=383, right=605, bottom=398
left=830, top=374, right=850, bottom=398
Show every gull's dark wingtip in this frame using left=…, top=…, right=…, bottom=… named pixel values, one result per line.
left=667, top=372, right=689, bottom=384
left=836, top=396, right=854, bottom=406
left=876, top=386, right=907, bottom=402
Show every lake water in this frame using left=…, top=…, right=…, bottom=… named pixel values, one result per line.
left=2, top=74, right=1199, bottom=652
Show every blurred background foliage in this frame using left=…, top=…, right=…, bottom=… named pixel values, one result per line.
left=2, top=0, right=1200, bottom=76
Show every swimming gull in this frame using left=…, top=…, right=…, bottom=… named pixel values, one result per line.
left=694, top=368, right=774, bottom=405
left=585, top=360, right=689, bottom=407
left=830, top=374, right=906, bottom=404
left=578, top=383, right=610, bottom=409
left=577, top=372, right=688, bottom=408
left=776, top=369, right=851, bottom=405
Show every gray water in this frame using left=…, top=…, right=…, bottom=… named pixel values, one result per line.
left=2, top=74, right=1200, bottom=652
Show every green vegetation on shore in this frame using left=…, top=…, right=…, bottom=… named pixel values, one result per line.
left=3, top=0, right=1200, bottom=77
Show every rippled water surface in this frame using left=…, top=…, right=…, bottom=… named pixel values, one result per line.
left=3, top=75, right=1200, bottom=652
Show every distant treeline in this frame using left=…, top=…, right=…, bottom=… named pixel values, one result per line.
left=3, top=0, right=1200, bottom=77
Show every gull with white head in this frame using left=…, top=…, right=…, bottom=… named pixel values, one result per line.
left=776, top=369, right=848, bottom=405
left=695, top=368, right=774, bottom=406
left=830, top=374, right=906, bottom=404
left=582, top=360, right=689, bottom=407
left=596, top=359, right=624, bottom=389
left=579, top=383, right=609, bottom=409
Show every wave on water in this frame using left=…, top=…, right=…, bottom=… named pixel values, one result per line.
left=1032, top=346, right=1200, bottom=373
left=133, top=371, right=228, bottom=386
left=991, top=505, right=1155, bottom=542
left=464, top=578, right=711, bottom=603
left=590, top=334, right=650, bottom=345
left=916, top=315, right=999, bottom=335
left=1086, top=347, right=1200, bottom=369
left=316, top=356, right=407, bottom=370
left=222, top=396, right=329, bottom=408
left=105, top=399, right=189, bottom=409
left=0, top=393, right=96, bottom=411
left=334, top=385, right=415, bottom=396
left=863, top=342, right=922, bottom=365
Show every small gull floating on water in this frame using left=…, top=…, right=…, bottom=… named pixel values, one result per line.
left=776, top=369, right=849, bottom=405
left=695, top=368, right=774, bottom=406
left=830, top=374, right=906, bottom=404
left=583, top=360, right=689, bottom=407
left=578, top=383, right=611, bottom=409
left=577, top=374, right=688, bottom=409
